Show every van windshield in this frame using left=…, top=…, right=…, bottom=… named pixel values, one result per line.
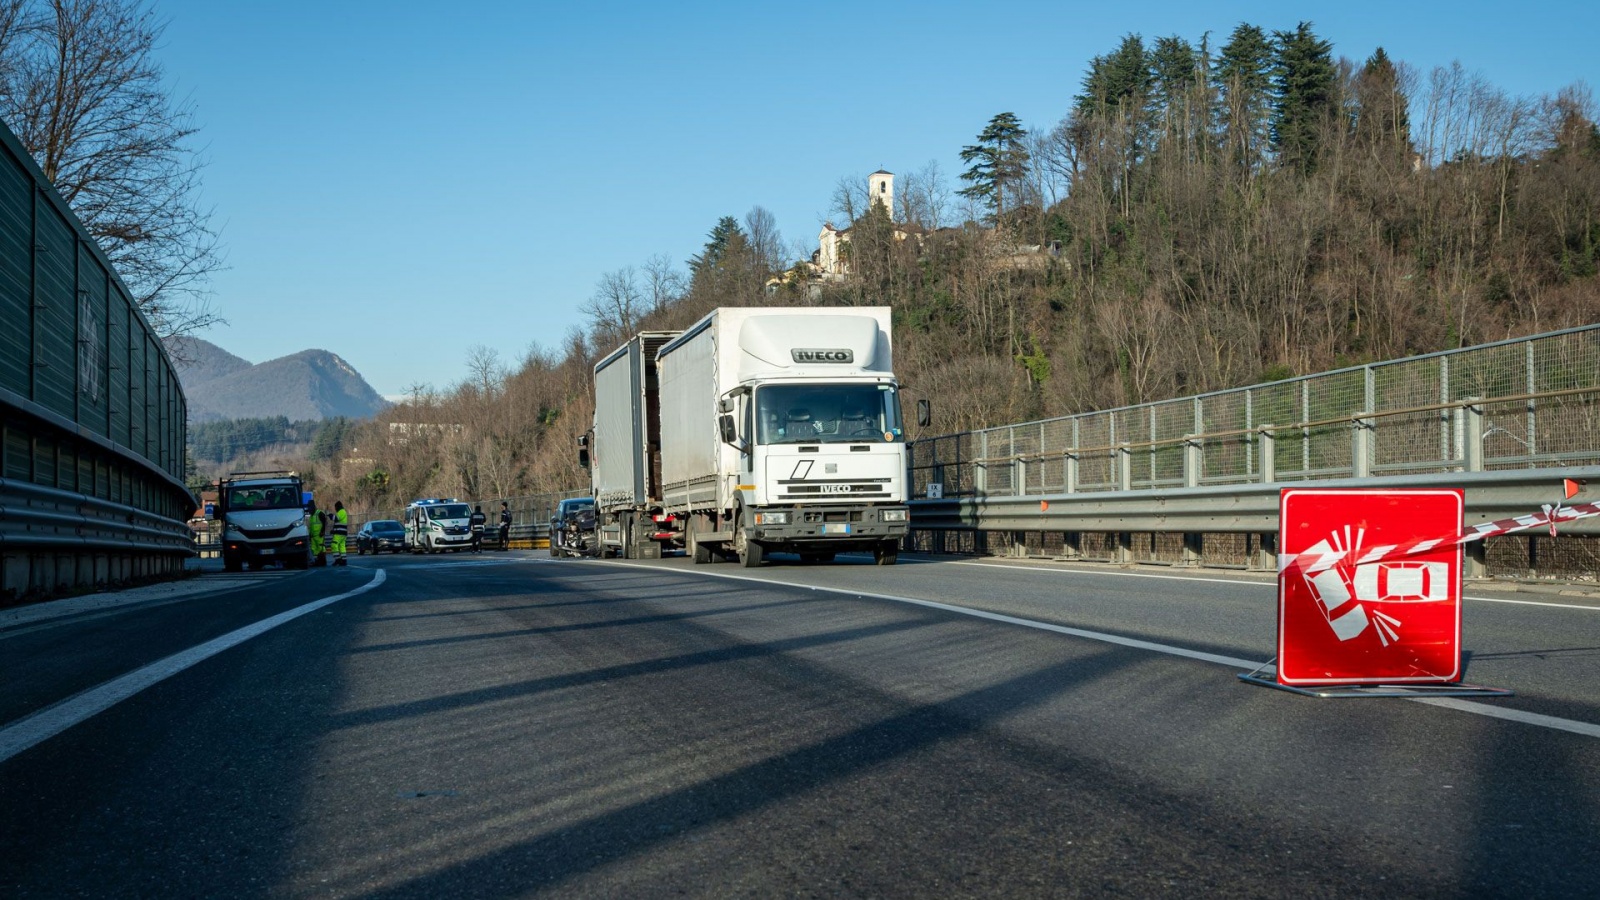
left=227, top=485, right=301, bottom=510
left=426, top=504, right=470, bottom=520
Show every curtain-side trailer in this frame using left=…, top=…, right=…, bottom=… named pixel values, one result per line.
left=589, top=331, right=680, bottom=558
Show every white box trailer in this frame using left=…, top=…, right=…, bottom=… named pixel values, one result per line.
left=656, top=306, right=909, bottom=566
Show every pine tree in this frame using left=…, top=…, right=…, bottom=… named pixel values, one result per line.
left=1213, top=23, right=1274, bottom=175
left=958, top=112, right=1031, bottom=222
left=1270, top=22, right=1337, bottom=174
left=689, top=216, right=745, bottom=275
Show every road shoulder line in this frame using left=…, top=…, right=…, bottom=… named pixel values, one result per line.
left=0, top=570, right=386, bottom=765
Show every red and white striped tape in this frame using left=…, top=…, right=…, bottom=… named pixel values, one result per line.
left=1279, top=500, right=1600, bottom=576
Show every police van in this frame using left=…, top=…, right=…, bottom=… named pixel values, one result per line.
left=404, top=498, right=475, bottom=553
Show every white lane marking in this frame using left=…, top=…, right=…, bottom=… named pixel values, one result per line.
left=605, top=561, right=1600, bottom=739
left=1465, top=596, right=1600, bottom=611
left=949, top=559, right=1271, bottom=588
left=0, top=570, right=387, bottom=766
left=946, top=559, right=1600, bottom=612
left=1412, top=698, right=1600, bottom=739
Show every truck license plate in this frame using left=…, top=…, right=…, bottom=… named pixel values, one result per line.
left=822, top=524, right=851, bottom=534
left=260, top=548, right=275, bottom=555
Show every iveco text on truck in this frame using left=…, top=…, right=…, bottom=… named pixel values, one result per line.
left=216, top=471, right=311, bottom=571
left=587, top=307, right=909, bottom=566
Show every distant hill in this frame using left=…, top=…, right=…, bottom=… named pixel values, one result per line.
left=166, top=338, right=389, bottom=423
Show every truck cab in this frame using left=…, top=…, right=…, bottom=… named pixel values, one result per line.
left=721, top=377, right=909, bottom=564
left=217, top=471, right=311, bottom=571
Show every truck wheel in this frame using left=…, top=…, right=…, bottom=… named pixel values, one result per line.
left=735, top=518, right=764, bottom=568
left=690, top=529, right=712, bottom=565
left=620, top=513, right=635, bottom=559
left=873, top=542, right=899, bottom=566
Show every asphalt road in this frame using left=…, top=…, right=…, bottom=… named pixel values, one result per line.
left=2, top=549, right=1597, bottom=897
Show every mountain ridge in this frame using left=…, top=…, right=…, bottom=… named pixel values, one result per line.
left=167, top=337, right=390, bottom=423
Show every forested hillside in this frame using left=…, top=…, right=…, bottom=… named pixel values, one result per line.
left=294, top=21, right=1600, bottom=514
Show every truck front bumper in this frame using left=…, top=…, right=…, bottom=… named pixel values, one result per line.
left=745, top=504, right=908, bottom=550
left=224, top=536, right=310, bottom=560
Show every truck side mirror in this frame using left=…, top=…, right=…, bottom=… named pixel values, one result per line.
left=718, top=414, right=738, bottom=445
left=917, top=399, right=931, bottom=428
left=577, top=434, right=590, bottom=469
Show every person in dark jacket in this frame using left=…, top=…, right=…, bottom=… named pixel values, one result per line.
left=470, top=505, right=487, bottom=552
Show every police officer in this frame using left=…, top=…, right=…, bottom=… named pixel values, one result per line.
left=469, top=504, right=487, bottom=553
left=331, top=501, right=349, bottom=566
left=499, top=501, right=512, bottom=550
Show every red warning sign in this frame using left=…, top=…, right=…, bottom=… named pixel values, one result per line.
left=1278, top=488, right=1464, bottom=686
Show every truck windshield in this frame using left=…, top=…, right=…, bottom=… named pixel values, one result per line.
left=754, top=384, right=902, bottom=444
left=227, top=485, right=301, bottom=510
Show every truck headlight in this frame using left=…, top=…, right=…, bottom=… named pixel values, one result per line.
left=756, top=511, right=789, bottom=525
left=880, top=508, right=908, bottom=522
left=225, top=523, right=244, bottom=536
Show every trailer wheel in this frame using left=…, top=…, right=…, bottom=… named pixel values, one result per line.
left=688, top=518, right=713, bottom=560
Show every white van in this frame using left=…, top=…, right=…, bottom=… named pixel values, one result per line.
left=404, top=498, right=474, bottom=553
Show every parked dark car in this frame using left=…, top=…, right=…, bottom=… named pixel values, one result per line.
left=355, top=519, right=405, bottom=555
left=549, top=498, right=597, bottom=558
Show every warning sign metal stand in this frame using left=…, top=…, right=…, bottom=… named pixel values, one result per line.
left=1236, top=659, right=1513, bottom=698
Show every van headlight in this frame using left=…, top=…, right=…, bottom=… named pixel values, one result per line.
left=880, top=508, right=908, bottom=522
left=756, top=511, right=789, bottom=525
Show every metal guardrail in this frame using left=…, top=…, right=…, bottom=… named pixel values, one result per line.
left=907, top=325, right=1600, bottom=579
left=912, top=467, right=1600, bottom=537
left=0, top=478, right=195, bottom=552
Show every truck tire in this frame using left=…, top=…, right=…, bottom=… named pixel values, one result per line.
left=620, top=512, right=635, bottom=559
left=690, top=527, right=713, bottom=565
left=873, top=541, right=899, bottom=566
left=735, top=515, right=764, bottom=568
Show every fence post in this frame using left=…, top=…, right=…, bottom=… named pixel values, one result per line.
left=1352, top=416, right=1373, bottom=478
left=975, top=430, right=988, bottom=496
left=1182, top=434, right=1201, bottom=488
left=1462, top=397, right=1483, bottom=472
left=1259, top=425, right=1276, bottom=483
left=1117, top=443, right=1132, bottom=492
left=1064, top=451, right=1079, bottom=494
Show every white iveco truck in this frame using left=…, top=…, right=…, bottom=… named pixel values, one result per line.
left=587, top=307, right=910, bottom=566
left=216, top=470, right=311, bottom=571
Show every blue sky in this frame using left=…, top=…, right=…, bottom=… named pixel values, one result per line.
left=154, top=0, right=1599, bottom=399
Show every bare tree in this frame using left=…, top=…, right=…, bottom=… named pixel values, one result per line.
left=581, top=267, right=645, bottom=348
left=743, top=205, right=784, bottom=273
left=897, top=159, right=952, bottom=230
left=829, top=174, right=867, bottom=225
left=0, top=0, right=222, bottom=338
left=641, top=253, right=684, bottom=317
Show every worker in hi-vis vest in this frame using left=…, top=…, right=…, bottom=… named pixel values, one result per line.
left=308, top=500, right=326, bottom=566
left=331, top=501, right=349, bottom=566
